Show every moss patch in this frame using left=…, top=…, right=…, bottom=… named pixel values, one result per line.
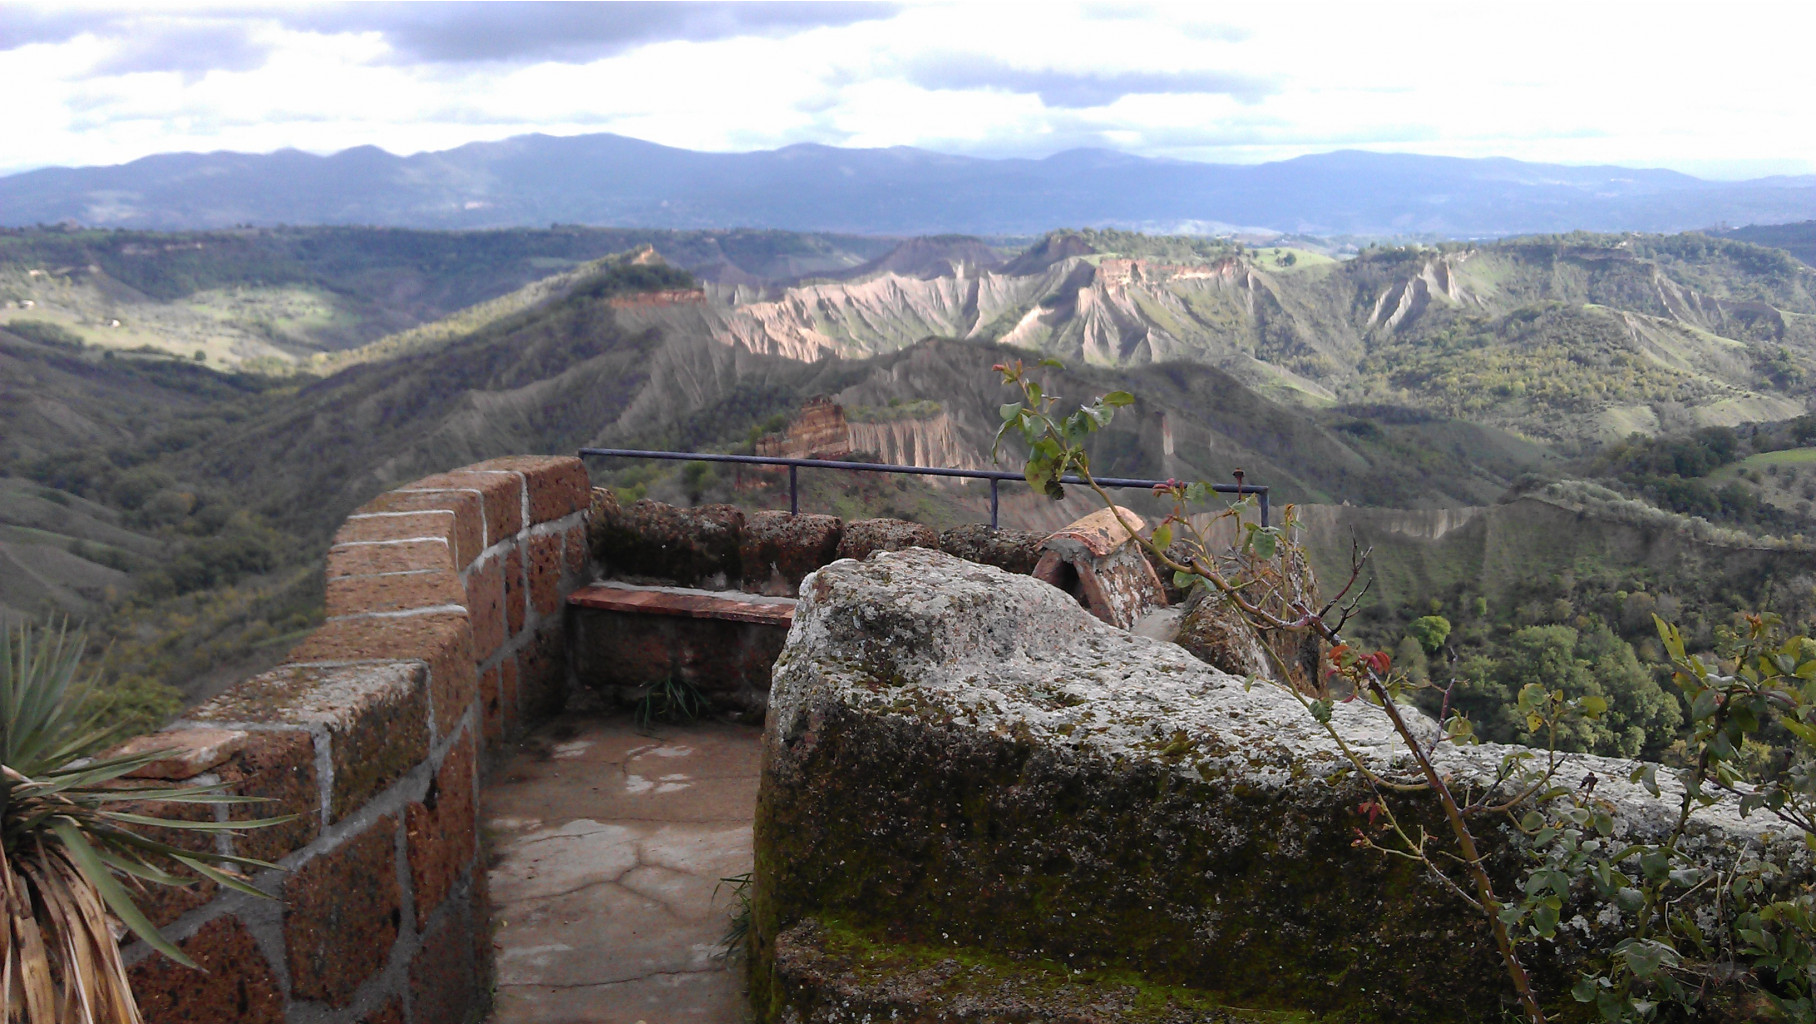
left=767, top=916, right=1321, bottom=1023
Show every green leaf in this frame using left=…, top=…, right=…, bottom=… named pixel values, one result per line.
left=50, top=818, right=197, bottom=968
left=1578, top=695, right=1608, bottom=717
left=1692, top=688, right=1719, bottom=722
left=1172, top=570, right=1199, bottom=591
left=1037, top=358, right=1065, bottom=369
left=1152, top=523, right=1173, bottom=551
left=1101, top=391, right=1135, bottom=408
left=999, top=403, right=1023, bottom=422
left=1310, top=699, right=1333, bottom=724
left=1250, top=531, right=1277, bottom=560
left=170, top=854, right=270, bottom=901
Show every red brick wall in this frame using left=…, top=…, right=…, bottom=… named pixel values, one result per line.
left=117, top=456, right=592, bottom=1024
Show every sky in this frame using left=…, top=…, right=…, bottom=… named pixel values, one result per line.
left=1, top=1, right=1812, bottom=180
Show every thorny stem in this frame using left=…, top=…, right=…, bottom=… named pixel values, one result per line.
left=1011, top=378, right=1550, bottom=1024
left=1083, top=468, right=1551, bottom=1023
left=1366, top=676, right=1549, bottom=1024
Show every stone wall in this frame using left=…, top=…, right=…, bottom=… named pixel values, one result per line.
left=115, top=456, right=591, bottom=1024
left=588, top=492, right=1045, bottom=594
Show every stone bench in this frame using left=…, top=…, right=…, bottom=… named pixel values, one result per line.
left=568, top=581, right=796, bottom=717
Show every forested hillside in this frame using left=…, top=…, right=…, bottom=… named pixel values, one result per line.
left=0, top=225, right=898, bottom=369
left=6, top=225, right=1816, bottom=752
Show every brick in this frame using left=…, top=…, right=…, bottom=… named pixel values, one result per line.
left=403, top=470, right=523, bottom=546
left=940, top=524, right=1046, bottom=576
left=479, top=664, right=503, bottom=743
left=409, top=896, right=479, bottom=1024
left=562, top=521, right=588, bottom=580
left=328, top=540, right=455, bottom=578
left=109, top=727, right=248, bottom=780
left=289, top=613, right=476, bottom=746
left=326, top=569, right=464, bottom=618
left=836, top=517, right=938, bottom=562
left=336, top=508, right=481, bottom=570
left=572, top=607, right=785, bottom=717
left=504, top=547, right=525, bottom=636
left=469, top=858, right=494, bottom=994
left=358, top=998, right=404, bottom=1024
left=129, top=915, right=283, bottom=1024
left=591, top=499, right=742, bottom=587
left=470, top=455, right=588, bottom=525
left=741, top=510, right=842, bottom=596
left=216, top=730, right=321, bottom=862
left=117, top=796, right=218, bottom=928
left=407, top=729, right=477, bottom=926
left=191, top=663, right=429, bottom=823
left=517, top=627, right=566, bottom=720
left=284, top=816, right=402, bottom=1007
left=526, top=532, right=563, bottom=617
left=499, top=657, right=520, bottom=734
left=465, top=556, right=505, bottom=658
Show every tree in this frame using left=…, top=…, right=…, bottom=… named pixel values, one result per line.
left=1407, top=614, right=1451, bottom=654
left=1456, top=625, right=1680, bottom=758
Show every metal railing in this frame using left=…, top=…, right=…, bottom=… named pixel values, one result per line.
left=577, top=447, right=1269, bottom=529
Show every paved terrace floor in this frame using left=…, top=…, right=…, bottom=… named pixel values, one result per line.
left=484, top=716, right=760, bottom=1023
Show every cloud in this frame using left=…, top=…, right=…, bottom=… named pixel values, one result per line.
left=902, top=55, right=1276, bottom=108
left=1, top=2, right=899, bottom=77
left=0, top=9, right=273, bottom=78
left=89, top=20, right=272, bottom=77
left=290, top=1, right=900, bottom=65
left=0, top=8, right=95, bottom=50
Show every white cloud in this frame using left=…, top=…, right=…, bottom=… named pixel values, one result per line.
left=0, top=1, right=1811, bottom=178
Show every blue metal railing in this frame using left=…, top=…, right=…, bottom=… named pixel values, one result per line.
left=576, top=448, right=1269, bottom=529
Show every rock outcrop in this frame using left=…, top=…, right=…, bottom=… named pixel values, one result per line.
left=755, top=396, right=854, bottom=460
left=751, top=548, right=1798, bottom=1023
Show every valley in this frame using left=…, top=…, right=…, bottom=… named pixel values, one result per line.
left=4, top=224, right=1816, bottom=753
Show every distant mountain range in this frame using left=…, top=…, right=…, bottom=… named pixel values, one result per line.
left=5, top=133, right=1816, bottom=238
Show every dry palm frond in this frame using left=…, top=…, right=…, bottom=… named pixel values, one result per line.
left=2, top=622, right=293, bottom=1023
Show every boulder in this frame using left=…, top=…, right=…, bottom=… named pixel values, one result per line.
left=834, top=517, right=938, bottom=562
left=752, top=548, right=1795, bottom=1023
left=937, top=523, right=1045, bottom=575
left=741, top=511, right=843, bottom=596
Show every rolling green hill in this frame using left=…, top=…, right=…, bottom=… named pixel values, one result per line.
left=8, top=226, right=1816, bottom=743
left=628, top=229, right=1816, bottom=447
left=0, top=225, right=898, bottom=369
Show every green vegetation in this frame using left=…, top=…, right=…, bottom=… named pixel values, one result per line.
left=1452, top=623, right=1681, bottom=757
left=633, top=675, right=708, bottom=731
left=1049, top=227, right=1242, bottom=265
left=0, top=620, right=288, bottom=1020
left=2, top=319, right=85, bottom=349
left=843, top=399, right=943, bottom=422
left=0, top=224, right=895, bottom=367
left=995, top=356, right=1816, bottom=1022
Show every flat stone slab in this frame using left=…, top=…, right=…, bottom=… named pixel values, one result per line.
left=568, top=581, right=796, bottom=626
left=485, top=716, right=761, bottom=1024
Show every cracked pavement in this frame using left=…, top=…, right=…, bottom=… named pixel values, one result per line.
left=484, top=717, right=760, bottom=1023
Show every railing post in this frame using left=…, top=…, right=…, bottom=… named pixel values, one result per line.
left=789, top=465, right=799, bottom=516
left=990, top=478, right=999, bottom=530
left=1260, top=491, right=1270, bottom=528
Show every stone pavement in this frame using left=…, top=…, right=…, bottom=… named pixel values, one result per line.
left=484, top=716, right=761, bottom=1023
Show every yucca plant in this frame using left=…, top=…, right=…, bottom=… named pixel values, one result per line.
left=1, top=621, right=290, bottom=1023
